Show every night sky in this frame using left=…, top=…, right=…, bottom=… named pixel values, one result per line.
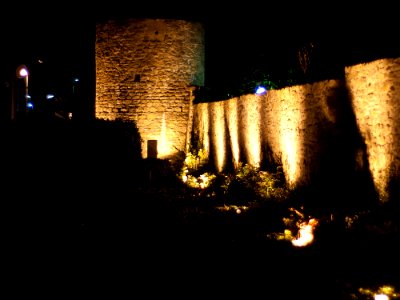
left=1, top=2, right=399, bottom=114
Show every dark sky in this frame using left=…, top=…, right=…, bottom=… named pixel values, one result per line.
left=1, top=2, right=399, bottom=111
left=3, top=2, right=398, bottom=66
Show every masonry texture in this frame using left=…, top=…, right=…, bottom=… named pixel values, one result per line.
left=95, top=18, right=205, bottom=158
left=193, top=81, right=350, bottom=188
left=192, top=58, right=400, bottom=201
left=94, top=17, right=399, bottom=201
left=345, top=58, right=400, bottom=201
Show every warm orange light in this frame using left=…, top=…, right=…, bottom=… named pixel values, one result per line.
left=158, top=112, right=170, bottom=158
left=346, top=59, right=400, bottom=201
left=281, top=133, right=298, bottom=186
left=211, top=101, right=226, bottom=172
left=242, top=95, right=261, bottom=167
left=278, top=87, right=304, bottom=187
left=198, top=103, right=210, bottom=156
left=225, top=98, right=240, bottom=168
left=374, top=294, right=389, bottom=300
left=292, top=218, right=318, bottom=247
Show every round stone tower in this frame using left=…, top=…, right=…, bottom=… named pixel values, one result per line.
left=95, top=18, right=205, bottom=159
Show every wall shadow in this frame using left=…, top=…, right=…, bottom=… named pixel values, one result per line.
left=299, top=81, right=378, bottom=215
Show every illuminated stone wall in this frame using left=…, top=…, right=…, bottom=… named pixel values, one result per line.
left=95, top=18, right=205, bottom=158
left=193, top=80, right=348, bottom=187
left=346, top=58, right=400, bottom=201
left=94, top=18, right=400, bottom=201
left=262, top=80, right=354, bottom=189
left=193, top=58, right=400, bottom=201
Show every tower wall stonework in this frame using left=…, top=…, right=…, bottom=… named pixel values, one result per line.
left=95, top=17, right=400, bottom=201
left=95, top=18, right=205, bottom=158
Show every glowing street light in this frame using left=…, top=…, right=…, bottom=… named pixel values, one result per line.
left=16, top=65, right=29, bottom=113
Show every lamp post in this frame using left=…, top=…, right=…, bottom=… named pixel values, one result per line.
left=16, top=65, right=29, bottom=115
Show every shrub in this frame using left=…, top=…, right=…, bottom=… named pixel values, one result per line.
left=218, top=163, right=290, bottom=206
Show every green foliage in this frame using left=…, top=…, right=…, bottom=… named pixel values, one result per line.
left=178, top=140, right=291, bottom=206
left=182, top=129, right=211, bottom=179
left=178, top=148, right=216, bottom=191
left=219, top=163, right=290, bottom=206
left=203, top=68, right=301, bottom=101
left=183, top=148, right=208, bottom=172
left=238, top=71, right=279, bottom=95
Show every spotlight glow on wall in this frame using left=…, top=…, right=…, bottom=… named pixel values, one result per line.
left=158, top=112, right=169, bottom=158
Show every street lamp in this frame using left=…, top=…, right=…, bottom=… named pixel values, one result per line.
left=16, top=65, right=29, bottom=114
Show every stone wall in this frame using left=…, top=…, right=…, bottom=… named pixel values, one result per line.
left=262, top=80, right=349, bottom=187
left=95, top=18, right=205, bottom=158
left=192, top=58, right=400, bottom=201
left=94, top=17, right=400, bottom=201
left=345, top=58, right=400, bottom=201
left=193, top=80, right=351, bottom=186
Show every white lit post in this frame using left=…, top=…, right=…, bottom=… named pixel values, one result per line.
left=16, top=65, right=29, bottom=114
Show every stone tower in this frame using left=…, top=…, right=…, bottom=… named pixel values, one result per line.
left=95, top=18, right=205, bottom=159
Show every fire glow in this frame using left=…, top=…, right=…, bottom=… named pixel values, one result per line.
left=291, top=218, right=318, bottom=247
left=358, top=284, right=398, bottom=300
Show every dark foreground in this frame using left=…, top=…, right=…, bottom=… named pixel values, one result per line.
left=4, top=183, right=399, bottom=299
left=2, top=119, right=399, bottom=299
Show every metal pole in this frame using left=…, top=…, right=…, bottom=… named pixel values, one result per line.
left=25, top=75, right=29, bottom=114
